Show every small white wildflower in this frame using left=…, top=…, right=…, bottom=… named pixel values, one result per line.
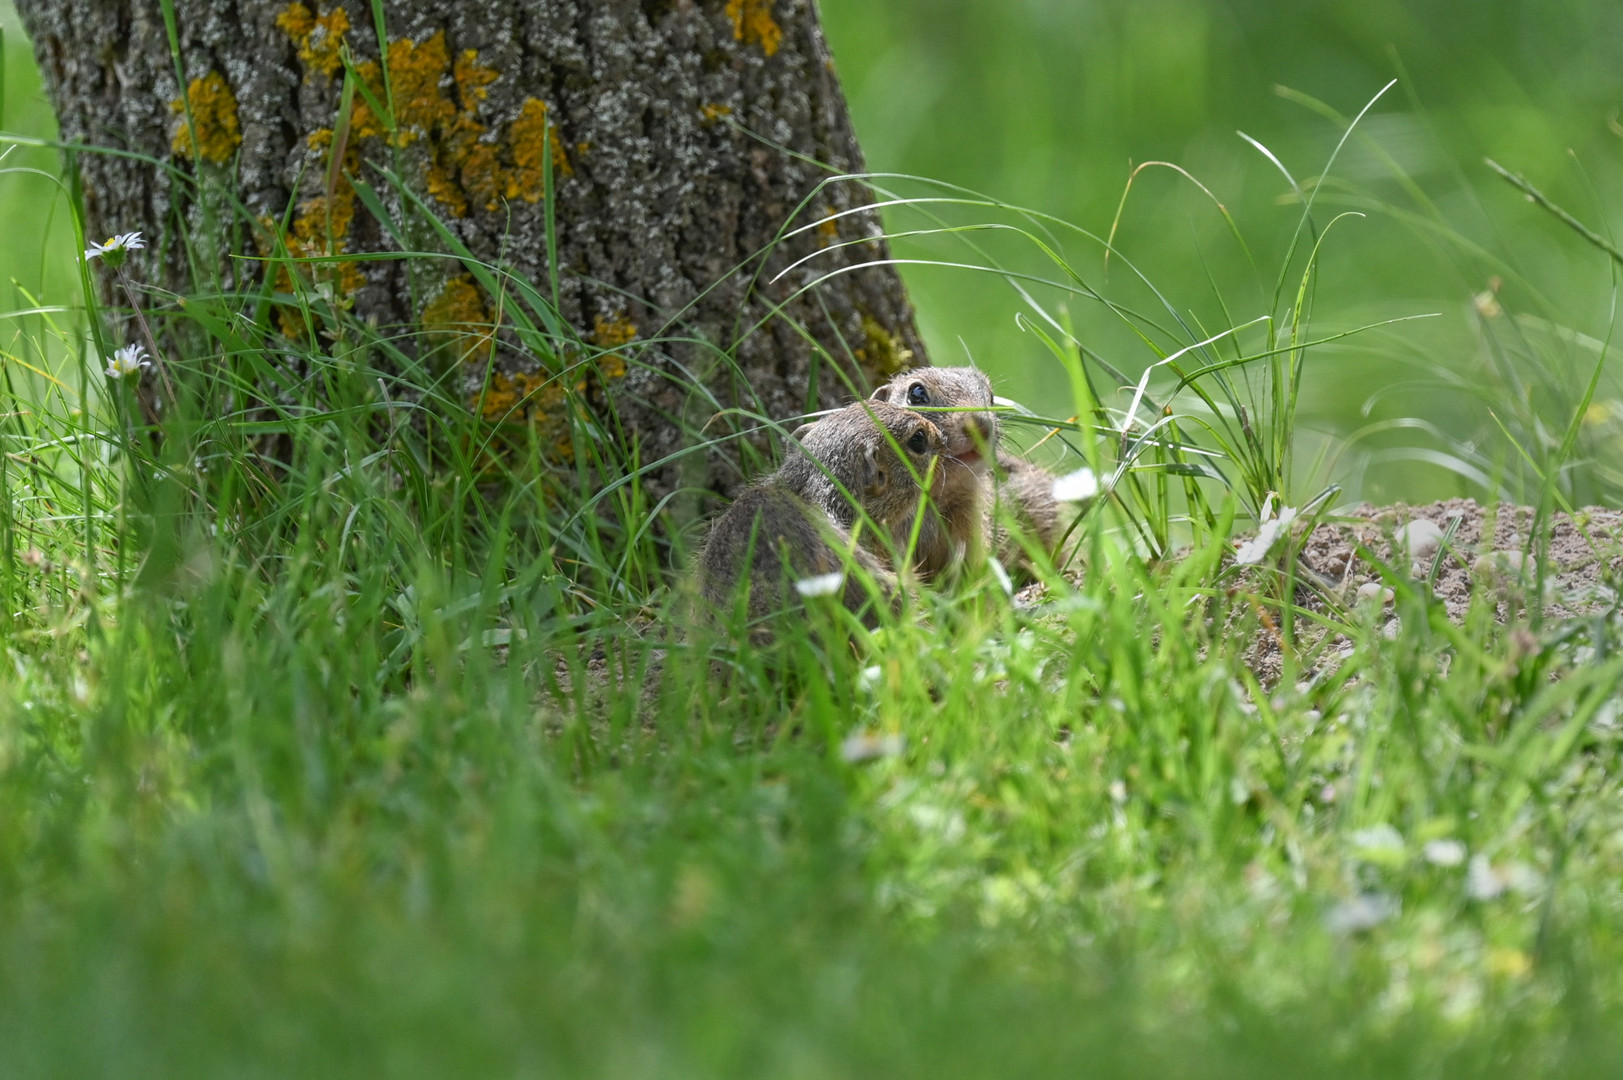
left=855, top=664, right=883, bottom=693
left=104, top=343, right=151, bottom=380
left=1351, top=824, right=1406, bottom=863
left=1051, top=467, right=1100, bottom=503
left=1466, top=854, right=1505, bottom=900
left=1424, top=839, right=1467, bottom=867
left=1234, top=500, right=1299, bottom=565
left=840, top=731, right=905, bottom=763
left=84, top=231, right=145, bottom=267
left=1464, top=857, right=1542, bottom=900
left=1505, top=862, right=1543, bottom=895
left=1325, top=893, right=1399, bottom=936
left=793, top=571, right=845, bottom=598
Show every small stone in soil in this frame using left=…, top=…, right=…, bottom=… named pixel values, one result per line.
left=1395, top=518, right=1446, bottom=559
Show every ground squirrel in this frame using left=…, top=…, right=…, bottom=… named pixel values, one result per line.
left=697, top=401, right=947, bottom=632
left=872, top=366, right=1064, bottom=576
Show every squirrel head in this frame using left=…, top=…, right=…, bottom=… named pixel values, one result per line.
left=871, top=366, right=997, bottom=467
left=785, top=401, right=946, bottom=529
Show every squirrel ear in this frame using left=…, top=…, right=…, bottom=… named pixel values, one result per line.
left=869, top=383, right=890, bottom=402
left=862, top=441, right=889, bottom=499
left=790, top=423, right=812, bottom=441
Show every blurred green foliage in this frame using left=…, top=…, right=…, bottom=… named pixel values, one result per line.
left=822, top=0, right=1623, bottom=503
left=0, top=5, right=76, bottom=314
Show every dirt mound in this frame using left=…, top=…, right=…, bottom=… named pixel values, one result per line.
left=1015, top=498, right=1623, bottom=684
left=1296, top=498, right=1623, bottom=621
left=1249, top=498, right=1623, bottom=683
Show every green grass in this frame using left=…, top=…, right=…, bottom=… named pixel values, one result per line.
left=6, top=4, right=1623, bottom=1076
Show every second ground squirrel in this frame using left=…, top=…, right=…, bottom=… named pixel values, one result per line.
left=872, top=366, right=1064, bottom=577
left=697, top=401, right=947, bottom=633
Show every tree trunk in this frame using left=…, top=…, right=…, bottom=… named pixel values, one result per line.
left=14, top=0, right=927, bottom=508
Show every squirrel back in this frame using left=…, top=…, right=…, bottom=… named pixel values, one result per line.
left=696, top=401, right=946, bottom=635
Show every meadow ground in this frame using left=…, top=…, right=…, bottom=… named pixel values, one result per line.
left=6, top=4, right=1623, bottom=1076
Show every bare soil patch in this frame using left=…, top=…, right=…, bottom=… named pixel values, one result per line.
left=1250, top=498, right=1623, bottom=683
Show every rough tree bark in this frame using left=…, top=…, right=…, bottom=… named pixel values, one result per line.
left=14, top=0, right=927, bottom=507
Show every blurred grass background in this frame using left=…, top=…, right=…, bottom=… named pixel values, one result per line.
left=5, top=0, right=1623, bottom=503
left=822, top=0, right=1623, bottom=504
left=0, top=4, right=76, bottom=313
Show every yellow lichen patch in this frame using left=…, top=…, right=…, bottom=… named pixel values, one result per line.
left=426, top=163, right=470, bottom=217
left=423, top=274, right=494, bottom=361
left=347, top=61, right=389, bottom=140
left=506, top=98, right=572, bottom=203
left=275, top=1, right=315, bottom=42
left=590, top=313, right=637, bottom=380
left=476, top=372, right=576, bottom=462
left=170, top=71, right=242, bottom=164
left=591, top=314, right=637, bottom=348
left=290, top=194, right=367, bottom=297
left=725, top=0, right=782, bottom=57
left=453, top=48, right=500, bottom=111
left=387, top=32, right=456, bottom=144
left=456, top=136, right=506, bottom=212
left=476, top=371, right=556, bottom=423
left=815, top=207, right=839, bottom=245
left=256, top=175, right=366, bottom=334
left=277, top=2, right=350, bottom=80
left=857, top=313, right=913, bottom=377
left=293, top=187, right=357, bottom=251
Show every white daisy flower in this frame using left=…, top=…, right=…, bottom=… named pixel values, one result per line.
left=794, top=571, right=845, bottom=598
left=104, top=343, right=152, bottom=380
left=1051, top=466, right=1100, bottom=502
left=84, top=231, right=146, bottom=268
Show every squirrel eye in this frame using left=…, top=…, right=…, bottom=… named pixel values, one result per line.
left=906, top=428, right=930, bottom=455
left=906, top=383, right=930, bottom=407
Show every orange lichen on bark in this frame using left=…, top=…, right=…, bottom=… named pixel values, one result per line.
left=423, top=274, right=494, bottom=361
left=473, top=372, right=578, bottom=464
left=590, top=314, right=637, bottom=380
left=471, top=320, right=633, bottom=465
left=591, top=314, right=637, bottom=348
left=725, top=0, right=782, bottom=56
left=454, top=48, right=499, bottom=110
left=276, top=10, right=576, bottom=218
left=255, top=169, right=366, bottom=336
left=170, top=71, right=243, bottom=164
left=506, top=98, right=572, bottom=203
left=815, top=207, right=840, bottom=245
left=275, top=1, right=315, bottom=40
left=277, top=2, right=350, bottom=80
left=347, top=61, right=390, bottom=140
left=387, top=32, right=457, bottom=144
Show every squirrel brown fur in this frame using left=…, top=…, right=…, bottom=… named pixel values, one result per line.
left=869, top=367, right=999, bottom=578
left=697, top=401, right=947, bottom=632
left=872, top=366, right=1066, bottom=577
